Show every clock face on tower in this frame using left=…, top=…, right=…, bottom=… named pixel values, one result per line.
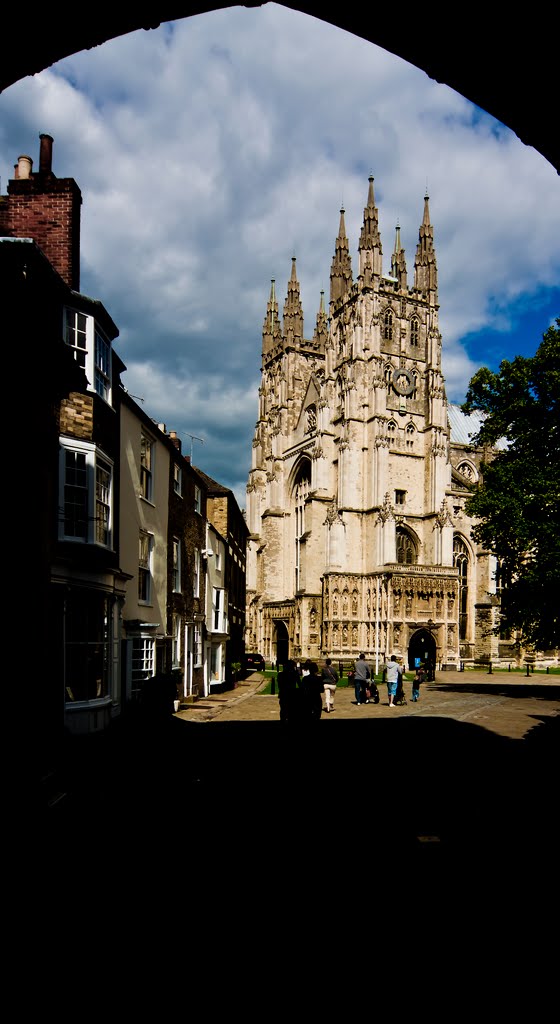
left=392, top=368, right=414, bottom=396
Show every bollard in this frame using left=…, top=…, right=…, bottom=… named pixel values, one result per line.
left=526, top=663, right=530, bottom=677
left=271, top=675, right=276, bottom=695
left=487, top=661, right=493, bottom=675
left=547, top=666, right=549, bottom=674
left=508, top=663, right=511, bottom=672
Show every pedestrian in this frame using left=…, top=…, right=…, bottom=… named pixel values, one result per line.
left=412, top=662, right=426, bottom=702
left=353, top=652, right=371, bottom=706
left=321, top=658, right=338, bottom=713
left=278, top=659, right=300, bottom=722
left=383, top=654, right=403, bottom=708
left=301, top=661, right=324, bottom=721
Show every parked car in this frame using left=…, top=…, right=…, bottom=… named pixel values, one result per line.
left=243, top=653, right=266, bottom=673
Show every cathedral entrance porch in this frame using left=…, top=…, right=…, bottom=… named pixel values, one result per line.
left=408, top=628, right=437, bottom=679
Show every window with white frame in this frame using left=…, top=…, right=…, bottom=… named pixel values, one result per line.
left=213, top=588, right=227, bottom=632
left=138, top=530, right=153, bottom=603
left=194, top=624, right=203, bottom=666
left=172, top=614, right=181, bottom=667
left=194, top=484, right=202, bottom=514
left=173, top=463, right=182, bottom=495
left=59, top=439, right=113, bottom=547
left=210, top=643, right=222, bottom=681
left=172, top=538, right=181, bottom=592
left=94, top=326, right=111, bottom=402
left=140, top=431, right=154, bottom=501
left=95, top=457, right=111, bottom=545
left=64, top=306, right=112, bottom=404
left=193, top=548, right=201, bottom=597
left=131, top=636, right=155, bottom=694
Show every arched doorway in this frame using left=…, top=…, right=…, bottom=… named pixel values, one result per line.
left=408, top=629, right=436, bottom=679
left=274, top=620, right=289, bottom=670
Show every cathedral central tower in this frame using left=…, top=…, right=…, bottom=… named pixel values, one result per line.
left=246, top=179, right=500, bottom=671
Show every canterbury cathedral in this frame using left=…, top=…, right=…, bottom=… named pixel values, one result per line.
left=245, top=177, right=514, bottom=671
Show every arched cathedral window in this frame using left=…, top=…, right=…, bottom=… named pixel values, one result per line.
left=396, top=527, right=416, bottom=565
left=384, top=309, right=394, bottom=341
left=294, top=459, right=311, bottom=592
left=387, top=420, right=397, bottom=438
left=410, top=318, right=419, bottom=346
left=406, top=423, right=415, bottom=449
left=453, top=536, right=469, bottom=640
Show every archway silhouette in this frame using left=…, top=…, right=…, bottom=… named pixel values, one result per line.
left=0, top=5, right=557, bottom=174
left=273, top=620, right=289, bottom=669
left=408, top=628, right=436, bottom=677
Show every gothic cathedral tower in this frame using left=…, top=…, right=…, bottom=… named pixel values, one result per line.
left=246, top=179, right=502, bottom=671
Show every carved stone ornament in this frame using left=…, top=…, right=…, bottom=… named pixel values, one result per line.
left=324, top=499, right=343, bottom=526
left=392, top=367, right=415, bottom=396
left=376, top=493, right=395, bottom=524
left=434, top=499, right=453, bottom=529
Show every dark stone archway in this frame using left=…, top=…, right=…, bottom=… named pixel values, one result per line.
left=274, top=620, right=289, bottom=670
left=408, top=628, right=436, bottom=679
left=0, top=5, right=557, bottom=175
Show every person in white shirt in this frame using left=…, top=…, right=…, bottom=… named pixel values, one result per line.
left=383, top=654, right=403, bottom=708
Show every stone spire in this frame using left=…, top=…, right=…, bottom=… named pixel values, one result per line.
left=390, top=222, right=407, bottom=289
left=330, top=207, right=353, bottom=307
left=312, top=290, right=328, bottom=350
left=358, top=176, right=382, bottom=281
left=262, top=278, right=282, bottom=357
left=283, top=257, right=304, bottom=346
left=414, top=193, right=438, bottom=296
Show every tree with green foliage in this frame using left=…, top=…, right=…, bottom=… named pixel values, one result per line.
left=461, top=318, right=560, bottom=651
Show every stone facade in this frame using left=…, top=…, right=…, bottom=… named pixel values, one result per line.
left=246, top=178, right=512, bottom=670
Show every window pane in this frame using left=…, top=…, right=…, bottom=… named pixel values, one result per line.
left=64, top=593, right=110, bottom=702
left=64, top=451, right=88, bottom=538
left=95, top=458, right=111, bottom=545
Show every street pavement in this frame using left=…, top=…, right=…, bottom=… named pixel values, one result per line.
left=41, top=668, right=559, bottom=888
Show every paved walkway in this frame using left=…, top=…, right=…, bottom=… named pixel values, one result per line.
left=175, top=668, right=560, bottom=740
left=43, top=668, right=559, bottom=877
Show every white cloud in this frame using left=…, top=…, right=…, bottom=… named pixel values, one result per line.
left=1, top=5, right=558, bottom=492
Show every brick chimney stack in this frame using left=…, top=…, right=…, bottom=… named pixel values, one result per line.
left=0, top=134, right=82, bottom=290
left=168, top=430, right=182, bottom=453
left=39, top=133, right=53, bottom=175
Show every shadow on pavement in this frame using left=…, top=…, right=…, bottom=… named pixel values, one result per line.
left=41, top=708, right=559, bottom=879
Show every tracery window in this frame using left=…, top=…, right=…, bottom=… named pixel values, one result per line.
left=458, top=461, right=476, bottom=481
left=410, top=318, right=419, bottom=346
left=294, top=459, right=311, bottom=592
left=453, top=536, right=469, bottom=640
left=396, top=527, right=416, bottom=565
left=383, top=309, right=394, bottom=341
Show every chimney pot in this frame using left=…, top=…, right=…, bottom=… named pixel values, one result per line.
left=39, top=133, right=54, bottom=174
left=17, top=155, right=33, bottom=179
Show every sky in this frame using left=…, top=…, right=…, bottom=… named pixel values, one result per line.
left=1, top=6, right=559, bottom=510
